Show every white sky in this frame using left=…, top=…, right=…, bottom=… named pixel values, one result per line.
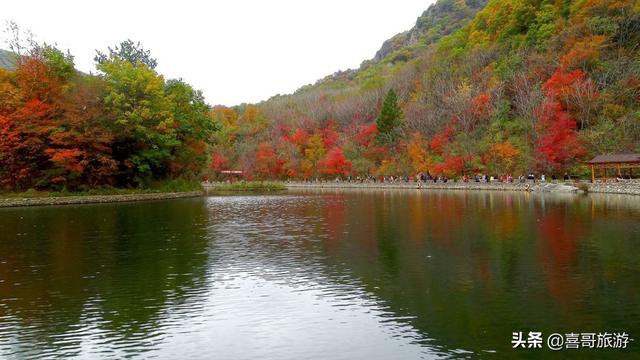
left=1, top=0, right=433, bottom=106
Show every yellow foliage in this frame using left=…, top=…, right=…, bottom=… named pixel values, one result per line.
left=468, top=30, right=491, bottom=48
left=304, top=134, right=325, bottom=164
left=0, top=69, right=23, bottom=113
left=561, top=35, right=607, bottom=69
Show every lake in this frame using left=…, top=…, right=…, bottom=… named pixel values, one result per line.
left=0, top=190, right=639, bottom=359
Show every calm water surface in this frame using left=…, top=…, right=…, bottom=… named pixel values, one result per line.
left=0, top=190, right=639, bottom=359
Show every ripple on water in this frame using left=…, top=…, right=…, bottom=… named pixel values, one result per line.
left=1, top=192, right=639, bottom=359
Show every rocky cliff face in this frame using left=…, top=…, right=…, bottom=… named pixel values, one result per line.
left=372, top=0, right=488, bottom=62
left=311, top=0, right=488, bottom=88
left=373, top=29, right=419, bottom=63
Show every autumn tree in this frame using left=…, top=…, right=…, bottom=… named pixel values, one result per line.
left=0, top=42, right=119, bottom=190
left=429, top=123, right=455, bottom=155
left=255, top=142, right=278, bottom=178
left=355, top=123, right=377, bottom=147
left=487, top=142, right=520, bottom=175
left=406, top=132, right=431, bottom=173
left=290, top=128, right=309, bottom=147
left=0, top=44, right=66, bottom=189
left=302, top=134, right=326, bottom=178
left=534, top=100, right=585, bottom=173
left=318, top=147, right=352, bottom=176
left=48, top=76, right=118, bottom=188
left=165, top=79, right=215, bottom=176
left=210, top=152, right=229, bottom=173
left=0, top=99, right=53, bottom=189
left=543, top=68, right=598, bottom=130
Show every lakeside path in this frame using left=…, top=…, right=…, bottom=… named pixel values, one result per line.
left=282, top=181, right=640, bottom=196
left=0, top=191, right=203, bottom=208
left=285, top=181, right=529, bottom=192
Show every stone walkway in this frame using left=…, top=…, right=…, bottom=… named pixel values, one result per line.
left=285, top=181, right=640, bottom=196
left=588, top=181, right=640, bottom=195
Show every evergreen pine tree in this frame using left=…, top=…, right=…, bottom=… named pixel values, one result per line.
left=376, top=89, right=403, bottom=145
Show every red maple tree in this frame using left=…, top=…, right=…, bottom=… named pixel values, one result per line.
left=318, top=147, right=352, bottom=176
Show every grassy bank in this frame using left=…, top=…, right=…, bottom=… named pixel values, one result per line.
left=205, top=181, right=286, bottom=192
left=0, top=179, right=203, bottom=199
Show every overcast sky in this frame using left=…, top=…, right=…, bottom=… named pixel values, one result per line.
left=1, top=0, right=433, bottom=106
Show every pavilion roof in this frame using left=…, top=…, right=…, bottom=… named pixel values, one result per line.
left=586, top=154, right=640, bottom=164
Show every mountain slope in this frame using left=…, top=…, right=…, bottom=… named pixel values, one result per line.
left=300, top=0, right=488, bottom=91
left=0, top=49, right=17, bottom=71
left=371, top=0, right=488, bottom=63
left=207, top=0, right=640, bottom=180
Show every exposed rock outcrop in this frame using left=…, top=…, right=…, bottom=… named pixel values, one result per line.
left=372, top=0, right=488, bottom=63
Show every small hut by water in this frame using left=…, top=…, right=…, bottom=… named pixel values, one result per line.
left=219, top=170, right=244, bottom=182
left=586, top=154, right=640, bottom=182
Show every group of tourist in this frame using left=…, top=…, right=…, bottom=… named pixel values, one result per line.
left=294, top=172, right=578, bottom=184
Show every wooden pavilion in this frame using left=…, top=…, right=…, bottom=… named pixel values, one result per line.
left=586, top=154, right=640, bottom=182
left=220, top=170, right=244, bottom=181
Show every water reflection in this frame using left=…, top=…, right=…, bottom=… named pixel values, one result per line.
left=285, top=189, right=640, bottom=358
left=0, top=190, right=638, bottom=359
left=0, top=199, right=210, bottom=358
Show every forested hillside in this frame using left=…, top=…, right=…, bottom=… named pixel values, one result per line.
left=0, top=39, right=215, bottom=191
left=2, top=0, right=639, bottom=189
left=209, top=0, right=640, bottom=180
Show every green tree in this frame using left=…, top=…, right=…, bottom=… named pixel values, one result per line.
left=94, top=40, right=158, bottom=69
left=165, top=79, right=216, bottom=176
left=97, top=57, right=177, bottom=185
left=39, top=44, right=75, bottom=80
left=376, top=89, right=404, bottom=146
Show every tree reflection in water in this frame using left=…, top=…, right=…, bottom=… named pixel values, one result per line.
left=0, top=191, right=638, bottom=358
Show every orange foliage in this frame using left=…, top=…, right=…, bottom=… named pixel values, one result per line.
left=490, top=142, right=519, bottom=159
left=471, top=93, right=490, bottom=118
left=210, top=106, right=238, bottom=127
left=45, top=149, right=84, bottom=172
left=487, top=142, right=520, bottom=174
left=15, top=56, right=62, bottom=101
left=560, top=35, right=607, bottom=69
left=406, top=132, right=430, bottom=173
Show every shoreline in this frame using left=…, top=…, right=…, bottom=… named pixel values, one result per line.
left=0, top=191, right=203, bottom=209
left=1, top=180, right=638, bottom=209
left=284, top=181, right=529, bottom=192
left=283, top=181, right=640, bottom=196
